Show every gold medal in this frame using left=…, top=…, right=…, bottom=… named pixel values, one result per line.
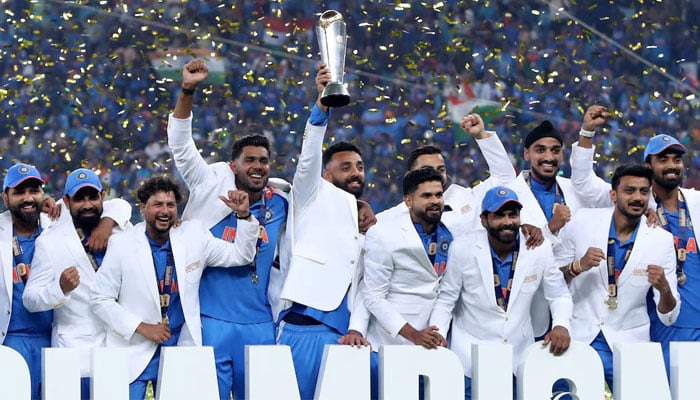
left=16, top=263, right=27, bottom=277
left=678, top=270, right=687, bottom=285
left=605, top=296, right=618, bottom=310
left=678, top=248, right=687, bottom=262
left=162, top=315, right=169, bottom=326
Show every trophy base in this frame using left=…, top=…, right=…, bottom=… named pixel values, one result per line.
left=321, top=83, right=351, bottom=107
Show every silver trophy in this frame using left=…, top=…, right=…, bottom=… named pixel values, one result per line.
left=316, top=10, right=351, bottom=107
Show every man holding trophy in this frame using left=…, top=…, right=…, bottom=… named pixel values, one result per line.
left=272, top=10, right=376, bottom=400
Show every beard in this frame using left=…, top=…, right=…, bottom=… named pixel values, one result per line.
left=235, top=170, right=268, bottom=193
left=413, top=206, right=442, bottom=226
left=486, top=224, right=519, bottom=244
left=653, top=168, right=682, bottom=191
left=618, top=200, right=647, bottom=219
left=530, top=161, right=559, bottom=184
left=9, top=201, right=41, bottom=226
left=332, top=176, right=365, bottom=198
left=73, top=209, right=101, bottom=231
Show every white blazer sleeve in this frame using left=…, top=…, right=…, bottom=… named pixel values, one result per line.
left=475, top=132, right=516, bottom=185
left=652, top=233, right=681, bottom=325
left=429, top=247, right=462, bottom=338
left=23, top=236, right=70, bottom=312
left=101, top=198, right=133, bottom=229
left=541, top=254, right=573, bottom=331
left=90, top=239, right=143, bottom=341
left=570, top=143, right=612, bottom=208
left=362, top=227, right=407, bottom=338
left=553, top=222, right=577, bottom=268
left=202, top=217, right=260, bottom=267
left=291, top=120, right=327, bottom=211
left=167, top=112, right=215, bottom=190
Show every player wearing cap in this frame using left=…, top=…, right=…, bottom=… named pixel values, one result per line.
left=554, top=164, right=679, bottom=392
left=0, top=163, right=56, bottom=399
left=23, top=168, right=132, bottom=399
left=640, top=134, right=700, bottom=375
left=429, top=185, right=572, bottom=400
left=90, top=176, right=259, bottom=399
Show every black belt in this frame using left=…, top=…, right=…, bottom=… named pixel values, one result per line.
left=283, top=312, right=321, bottom=326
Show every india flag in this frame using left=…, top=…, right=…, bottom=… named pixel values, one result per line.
left=447, top=78, right=506, bottom=142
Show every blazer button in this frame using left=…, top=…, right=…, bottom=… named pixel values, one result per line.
left=1, top=331, right=5, bottom=336
left=351, top=260, right=355, bottom=264
left=503, top=338, right=508, bottom=343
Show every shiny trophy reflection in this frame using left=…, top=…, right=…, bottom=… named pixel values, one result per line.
left=316, top=10, right=351, bottom=107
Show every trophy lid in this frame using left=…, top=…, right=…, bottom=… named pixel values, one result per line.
left=318, top=10, right=343, bottom=28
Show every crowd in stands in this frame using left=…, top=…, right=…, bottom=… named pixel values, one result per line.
left=1, top=0, right=699, bottom=218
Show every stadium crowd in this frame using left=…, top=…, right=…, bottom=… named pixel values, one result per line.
left=1, top=0, right=698, bottom=215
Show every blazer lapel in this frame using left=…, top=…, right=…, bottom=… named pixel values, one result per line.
left=508, top=239, right=528, bottom=306
left=475, top=234, right=499, bottom=309
left=134, top=226, right=161, bottom=313
left=63, top=225, right=96, bottom=278
left=0, top=213, right=14, bottom=302
left=170, top=227, right=187, bottom=303
left=618, top=218, right=649, bottom=286
left=400, top=215, right=434, bottom=274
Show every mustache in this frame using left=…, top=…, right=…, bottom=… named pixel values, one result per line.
left=628, top=201, right=645, bottom=207
left=662, top=168, right=681, bottom=175
left=348, top=176, right=363, bottom=184
left=498, top=225, right=519, bottom=233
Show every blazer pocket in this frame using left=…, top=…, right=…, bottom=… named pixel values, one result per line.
left=519, top=271, right=540, bottom=293
left=393, top=301, right=424, bottom=316
left=184, top=260, right=203, bottom=283
left=293, top=246, right=328, bottom=265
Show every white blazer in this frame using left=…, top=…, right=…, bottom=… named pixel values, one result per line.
left=22, top=199, right=131, bottom=376
left=90, top=218, right=259, bottom=382
left=375, top=132, right=515, bottom=236
left=555, top=208, right=680, bottom=348
left=1, top=197, right=130, bottom=352
left=167, top=113, right=244, bottom=227
left=430, top=230, right=572, bottom=377
left=507, top=170, right=604, bottom=336
left=361, top=211, right=446, bottom=348
left=274, top=120, right=364, bottom=322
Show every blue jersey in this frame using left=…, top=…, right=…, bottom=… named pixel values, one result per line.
left=608, top=219, right=639, bottom=272
left=201, top=191, right=288, bottom=323
left=8, top=228, right=52, bottom=334
left=529, top=176, right=565, bottom=221
left=284, top=295, right=351, bottom=336
left=147, top=234, right=184, bottom=331
left=654, top=209, right=700, bottom=327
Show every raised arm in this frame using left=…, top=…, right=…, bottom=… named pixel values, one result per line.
left=167, top=60, right=216, bottom=190
left=570, top=105, right=613, bottom=207
left=462, top=113, right=516, bottom=187
left=291, top=65, right=331, bottom=210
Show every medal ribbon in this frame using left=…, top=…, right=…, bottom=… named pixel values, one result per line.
left=426, top=223, right=452, bottom=277
left=11, top=235, right=29, bottom=283
left=492, top=237, right=520, bottom=312
left=155, top=252, right=175, bottom=325
left=655, top=191, right=693, bottom=283
left=606, top=221, right=635, bottom=308
left=76, top=228, right=101, bottom=271
left=248, top=189, right=270, bottom=285
left=526, top=173, right=566, bottom=218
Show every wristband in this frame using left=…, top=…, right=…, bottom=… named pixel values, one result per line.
left=579, top=128, right=595, bottom=138
left=236, top=212, right=251, bottom=220
left=181, top=86, right=196, bottom=96
left=568, top=260, right=581, bottom=277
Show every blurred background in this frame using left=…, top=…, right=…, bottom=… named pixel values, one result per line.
left=1, top=0, right=699, bottom=220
